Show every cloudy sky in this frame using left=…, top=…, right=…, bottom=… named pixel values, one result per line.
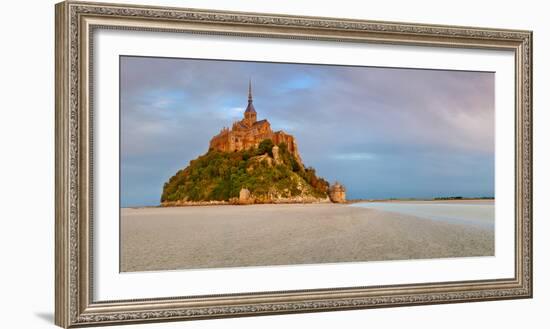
left=120, top=56, right=494, bottom=207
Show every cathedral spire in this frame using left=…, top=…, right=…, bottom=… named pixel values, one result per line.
left=245, top=78, right=256, bottom=115
left=248, top=78, right=253, bottom=103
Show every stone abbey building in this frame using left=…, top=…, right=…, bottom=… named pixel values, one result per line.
left=209, top=80, right=302, bottom=164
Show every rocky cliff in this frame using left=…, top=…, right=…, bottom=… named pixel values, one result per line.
left=161, top=139, right=331, bottom=206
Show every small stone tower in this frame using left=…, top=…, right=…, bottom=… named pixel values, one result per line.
left=243, top=79, right=257, bottom=126
left=329, top=182, right=346, bottom=203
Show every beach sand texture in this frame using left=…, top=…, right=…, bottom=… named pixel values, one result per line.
left=121, top=202, right=494, bottom=272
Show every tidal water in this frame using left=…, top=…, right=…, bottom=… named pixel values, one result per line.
left=350, top=201, right=495, bottom=230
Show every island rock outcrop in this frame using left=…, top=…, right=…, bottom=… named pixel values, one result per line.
left=161, top=80, right=344, bottom=206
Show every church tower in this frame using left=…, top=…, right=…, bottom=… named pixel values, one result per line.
left=243, top=79, right=257, bottom=126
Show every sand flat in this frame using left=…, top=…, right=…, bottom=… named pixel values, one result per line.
left=121, top=203, right=494, bottom=272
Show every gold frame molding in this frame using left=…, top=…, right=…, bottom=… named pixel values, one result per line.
left=55, top=1, right=533, bottom=327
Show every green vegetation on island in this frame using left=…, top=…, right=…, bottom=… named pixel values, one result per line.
left=161, top=140, right=330, bottom=205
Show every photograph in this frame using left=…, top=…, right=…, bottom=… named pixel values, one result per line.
left=120, top=56, right=495, bottom=272
left=51, top=1, right=534, bottom=327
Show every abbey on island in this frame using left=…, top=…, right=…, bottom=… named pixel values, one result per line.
left=161, top=80, right=346, bottom=205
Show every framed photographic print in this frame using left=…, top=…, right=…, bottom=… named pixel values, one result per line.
left=55, top=1, right=532, bottom=327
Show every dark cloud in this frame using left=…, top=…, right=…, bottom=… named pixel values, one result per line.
left=120, top=56, right=494, bottom=206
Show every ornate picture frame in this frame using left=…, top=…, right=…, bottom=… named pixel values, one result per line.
left=55, top=1, right=532, bottom=327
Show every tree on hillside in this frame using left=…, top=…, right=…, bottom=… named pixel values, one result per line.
left=257, top=139, right=274, bottom=156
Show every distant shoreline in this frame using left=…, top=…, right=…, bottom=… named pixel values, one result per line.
left=123, top=197, right=495, bottom=209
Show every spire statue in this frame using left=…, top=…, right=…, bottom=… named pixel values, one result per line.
left=248, top=78, right=253, bottom=103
